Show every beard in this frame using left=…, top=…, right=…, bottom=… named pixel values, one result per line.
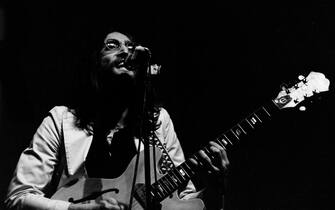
left=96, top=70, right=145, bottom=127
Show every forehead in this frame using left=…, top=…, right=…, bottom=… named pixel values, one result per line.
left=104, top=32, right=131, bottom=42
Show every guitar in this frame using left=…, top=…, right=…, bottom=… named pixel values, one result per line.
left=51, top=71, right=330, bottom=209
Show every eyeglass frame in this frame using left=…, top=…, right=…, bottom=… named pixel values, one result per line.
left=103, top=38, right=137, bottom=52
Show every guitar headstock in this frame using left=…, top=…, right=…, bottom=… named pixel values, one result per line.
left=273, top=71, right=330, bottom=110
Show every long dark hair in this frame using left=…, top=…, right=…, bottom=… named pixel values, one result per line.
left=68, top=27, right=161, bottom=136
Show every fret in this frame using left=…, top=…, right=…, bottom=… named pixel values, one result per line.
left=173, top=165, right=189, bottom=182
left=152, top=183, right=165, bottom=199
left=203, top=146, right=215, bottom=161
left=164, top=175, right=177, bottom=192
left=170, top=168, right=184, bottom=184
left=155, top=187, right=165, bottom=201
left=253, top=112, right=262, bottom=122
left=231, top=124, right=247, bottom=139
left=192, top=153, right=205, bottom=167
left=230, top=129, right=239, bottom=140
left=221, top=133, right=233, bottom=146
left=203, top=145, right=211, bottom=154
left=183, top=161, right=196, bottom=176
left=246, top=113, right=263, bottom=128
left=255, top=108, right=271, bottom=122
left=264, top=100, right=281, bottom=116
left=152, top=190, right=164, bottom=203
left=160, top=177, right=173, bottom=193
left=170, top=173, right=181, bottom=186
left=262, top=106, right=271, bottom=117
left=214, top=134, right=232, bottom=151
left=178, top=165, right=191, bottom=179
left=157, top=182, right=168, bottom=197
left=150, top=187, right=163, bottom=202
left=245, top=117, right=255, bottom=129
left=237, top=123, right=247, bottom=134
left=177, top=167, right=187, bottom=178
left=150, top=190, right=156, bottom=200
left=215, top=137, right=227, bottom=148
left=174, top=167, right=189, bottom=184
left=156, top=181, right=169, bottom=196
left=165, top=174, right=178, bottom=188
left=239, top=119, right=255, bottom=133
left=224, top=130, right=240, bottom=145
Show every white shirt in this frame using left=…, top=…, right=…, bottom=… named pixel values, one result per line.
left=5, top=106, right=196, bottom=210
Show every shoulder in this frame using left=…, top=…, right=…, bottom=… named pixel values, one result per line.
left=46, top=105, right=76, bottom=126
left=48, top=105, right=74, bottom=118
left=158, top=107, right=172, bottom=125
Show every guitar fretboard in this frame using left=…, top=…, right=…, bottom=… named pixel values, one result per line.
left=149, top=100, right=280, bottom=202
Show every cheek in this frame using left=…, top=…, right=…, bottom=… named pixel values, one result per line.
left=100, top=54, right=116, bottom=67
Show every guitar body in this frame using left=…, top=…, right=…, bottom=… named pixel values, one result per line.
left=51, top=148, right=205, bottom=210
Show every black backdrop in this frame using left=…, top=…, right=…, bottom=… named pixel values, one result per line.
left=1, top=2, right=334, bottom=209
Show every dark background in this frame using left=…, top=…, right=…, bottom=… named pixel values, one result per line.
left=0, top=2, right=334, bottom=209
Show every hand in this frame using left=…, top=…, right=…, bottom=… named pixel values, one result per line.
left=68, top=197, right=127, bottom=210
left=190, top=141, right=229, bottom=176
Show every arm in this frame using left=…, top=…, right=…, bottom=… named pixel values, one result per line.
left=5, top=107, right=70, bottom=210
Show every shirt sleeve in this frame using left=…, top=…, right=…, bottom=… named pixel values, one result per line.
left=158, top=108, right=200, bottom=199
left=4, top=106, right=71, bottom=210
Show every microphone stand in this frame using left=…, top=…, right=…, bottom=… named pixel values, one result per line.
left=128, top=47, right=161, bottom=210
left=138, top=55, right=155, bottom=210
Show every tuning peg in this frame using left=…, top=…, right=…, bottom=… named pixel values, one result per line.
left=280, top=83, right=290, bottom=93
left=150, top=64, right=162, bottom=75
left=299, top=106, right=306, bottom=111
left=298, top=75, right=305, bottom=81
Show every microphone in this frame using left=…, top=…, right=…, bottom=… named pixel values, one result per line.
left=125, top=45, right=151, bottom=71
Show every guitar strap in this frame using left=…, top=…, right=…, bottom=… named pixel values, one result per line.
left=148, top=132, right=175, bottom=174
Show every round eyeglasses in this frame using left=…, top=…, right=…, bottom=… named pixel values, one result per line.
left=104, top=39, right=136, bottom=51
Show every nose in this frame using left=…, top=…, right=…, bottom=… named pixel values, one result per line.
left=120, top=43, right=131, bottom=53
left=118, top=45, right=130, bottom=59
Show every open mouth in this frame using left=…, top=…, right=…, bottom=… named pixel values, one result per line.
left=116, top=60, right=130, bottom=70
left=117, top=61, right=126, bottom=68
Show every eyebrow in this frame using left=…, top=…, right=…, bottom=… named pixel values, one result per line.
left=105, top=38, right=132, bottom=43
left=105, top=38, right=118, bottom=43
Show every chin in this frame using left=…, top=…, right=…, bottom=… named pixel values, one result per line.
left=113, top=67, right=134, bottom=77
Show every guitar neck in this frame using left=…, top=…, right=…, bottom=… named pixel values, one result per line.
left=149, top=99, right=281, bottom=202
